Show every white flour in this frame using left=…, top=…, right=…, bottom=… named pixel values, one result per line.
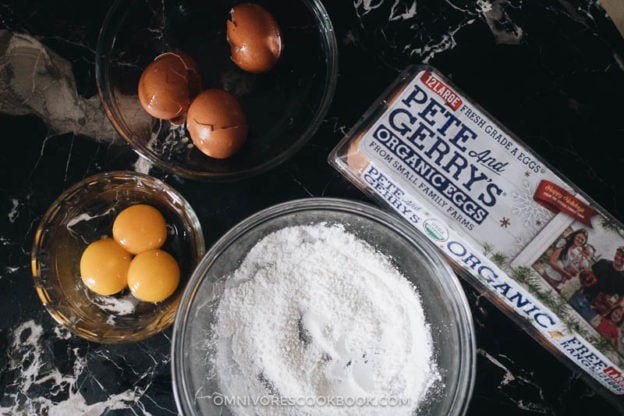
left=210, top=223, right=439, bottom=416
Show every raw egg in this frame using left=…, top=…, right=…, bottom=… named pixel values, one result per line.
left=138, top=51, right=202, bottom=123
left=80, top=238, right=132, bottom=296
left=113, top=204, right=167, bottom=254
left=226, top=3, right=283, bottom=73
left=186, top=89, right=248, bottom=159
left=127, top=249, right=180, bottom=303
left=346, top=132, right=369, bottom=174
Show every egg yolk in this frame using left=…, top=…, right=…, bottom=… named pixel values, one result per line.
left=127, top=249, right=180, bottom=303
left=113, top=204, right=167, bottom=254
left=80, top=238, right=132, bottom=296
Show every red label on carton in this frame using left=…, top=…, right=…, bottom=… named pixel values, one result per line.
left=533, top=180, right=598, bottom=227
left=420, top=71, right=463, bottom=110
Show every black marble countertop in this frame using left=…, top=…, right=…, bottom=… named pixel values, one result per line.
left=2, top=0, right=624, bottom=414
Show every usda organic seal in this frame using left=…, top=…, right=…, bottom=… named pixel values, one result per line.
left=423, top=219, right=449, bottom=242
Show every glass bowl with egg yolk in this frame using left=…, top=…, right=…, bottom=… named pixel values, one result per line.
left=31, top=171, right=205, bottom=343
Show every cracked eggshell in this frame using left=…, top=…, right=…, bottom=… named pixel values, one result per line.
left=138, top=52, right=202, bottom=123
left=226, top=3, right=282, bottom=73
left=186, top=89, right=248, bottom=159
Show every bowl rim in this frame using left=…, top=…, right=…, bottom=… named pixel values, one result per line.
left=30, top=170, right=206, bottom=343
left=171, top=196, right=476, bottom=416
left=95, top=0, right=339, bottom=182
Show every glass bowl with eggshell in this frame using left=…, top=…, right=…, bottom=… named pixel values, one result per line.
left=171, top=198, right=476, bottom=416
left=31, top=171, right=205, bottom=343
left=95, top=0, right=338, bottom=181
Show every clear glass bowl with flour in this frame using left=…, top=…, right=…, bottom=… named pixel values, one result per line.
left=172, top=198, right=476, bottom=416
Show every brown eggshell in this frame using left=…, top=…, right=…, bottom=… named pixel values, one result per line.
left=346, top=84, right=407, bottom=173
left=346, top=85, right=405, bottom=174
left=226, top=3, right=282, bottom=73
left=186, top=89, right=248, bottom=159
left=138, top=52, right=202, bottom=122
left=346, top=132, right=370, bottom=174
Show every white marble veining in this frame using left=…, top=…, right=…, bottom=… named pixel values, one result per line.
left=2, top=0, right=624, bottom=414
left=0, top=320, right=171, bottom=415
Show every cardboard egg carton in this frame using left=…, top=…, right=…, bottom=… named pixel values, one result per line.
left=329, top=66, right=624, bottom=410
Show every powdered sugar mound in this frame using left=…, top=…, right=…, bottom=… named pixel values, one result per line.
left=211, top=223, right=439, bottom=416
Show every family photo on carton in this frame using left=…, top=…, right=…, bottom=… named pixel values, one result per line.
left=536, top=225, right=624, bottom=352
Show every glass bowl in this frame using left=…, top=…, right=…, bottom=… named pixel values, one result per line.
left=95, top=0, right=338, bottom=181
left=31, top=171, right=206, bottom=343
left=171, top=198, right=476, bottom=415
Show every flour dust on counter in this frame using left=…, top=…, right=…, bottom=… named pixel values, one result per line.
left=209, top=223, right=440, bottom=416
